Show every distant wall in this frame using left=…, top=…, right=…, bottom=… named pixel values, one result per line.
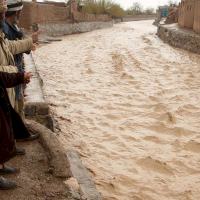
left=112, top=15, right=156, bottom=24
left=113, top=19, right=122, bottom=23
left=75, top=13, right=111, bottom=22
left=122, top=15, right=156, bottom=22
left=38, top=1, right=66, bottom=7
left=18, top=1, right=111, bottom=29
left=19, top=2, right=69, bottom=28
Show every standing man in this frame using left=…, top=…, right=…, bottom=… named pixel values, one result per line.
left=2, top=0, right=30, bottom=122
left=0, top=0, right=38, bottom=107
left=0, top=0, right=40, bottom=152
left=0, top=71, right=33, bottom=190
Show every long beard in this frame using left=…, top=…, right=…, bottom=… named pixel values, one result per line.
left=13, top=17, right=19, bottom=26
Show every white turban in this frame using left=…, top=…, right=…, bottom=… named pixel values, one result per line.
left=6, top=0, right=23, bottom=11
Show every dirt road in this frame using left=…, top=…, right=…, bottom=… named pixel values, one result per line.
left=33, top=20, right=200, bottom=200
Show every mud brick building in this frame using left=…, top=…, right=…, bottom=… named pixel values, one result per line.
left=19, top=0, right=111, bottom=29
left=178, top=0, right=200, bottom=33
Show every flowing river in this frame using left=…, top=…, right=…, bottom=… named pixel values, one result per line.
left=33, top=20, right=200, bottom=200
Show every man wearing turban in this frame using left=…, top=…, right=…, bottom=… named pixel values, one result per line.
left=0, top=0, right=40, bottom=190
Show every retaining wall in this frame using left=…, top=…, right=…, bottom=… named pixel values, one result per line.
left=157, top=23, right=200, bottom=54
left=38, top=21, right=113, bottom=37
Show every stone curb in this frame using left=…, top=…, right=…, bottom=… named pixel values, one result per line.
left=26, top=119, right=72, bottom=178
left=67, top=150, right=102, bottom=200
left=26, top=119, right=102, bottom=200
left=24, top=53, right=54, bottom=131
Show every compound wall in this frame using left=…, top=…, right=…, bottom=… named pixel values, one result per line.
left=184, top=0, right=195, bottom=29
left=178, top=0, right=200, bottom=33
left=18, top=2, right=111, bottom=29
left=19, top=2, right=69, bottom=29
left=193, top=0, right=200, bottom=33
left=178, top=1, right=186, bottom=27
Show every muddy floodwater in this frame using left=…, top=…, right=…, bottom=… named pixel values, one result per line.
left=33, top=21, right=200, bottom=200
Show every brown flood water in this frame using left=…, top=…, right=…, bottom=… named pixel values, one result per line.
left=33, top=21, right=200, bottom=200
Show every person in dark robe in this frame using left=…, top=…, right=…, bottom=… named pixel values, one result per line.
left=0, top=0, right=40, bottom=155
left=0, top=0, right=40, bottom=189
left=2, top=0, right=32, bottom=123
left=0, top=71, right=32, bottom=190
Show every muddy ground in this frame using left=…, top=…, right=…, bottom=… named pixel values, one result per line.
left=0, top=138, right=76, bottom=200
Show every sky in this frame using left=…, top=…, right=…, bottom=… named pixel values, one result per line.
left=113, top=0, right=181, bottom=10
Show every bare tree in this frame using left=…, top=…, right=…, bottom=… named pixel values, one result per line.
left=131, top=2, right=143, bottom=14
left=145, top=7, right=155, bottom=15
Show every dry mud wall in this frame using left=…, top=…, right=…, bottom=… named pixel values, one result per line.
left=19, top=2, right=111, bottom=30
left=193, top=0, right=200, bottom=33
left=178, top=0, right=200, bottom=34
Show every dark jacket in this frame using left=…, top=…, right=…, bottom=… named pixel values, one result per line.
left=2, top=19, right=25, bottom=100
left=0, top=72, right=30, bottom=164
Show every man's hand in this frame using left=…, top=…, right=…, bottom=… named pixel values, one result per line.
left=31, top=29, right=42, bottom=43
left=14, top=66, right=18, bottom=72
left=24, top=72, right=33, bottom=84
left=32, top=45, right=36, bottom=51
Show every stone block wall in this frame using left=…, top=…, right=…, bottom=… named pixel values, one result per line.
left=157, top=24, right=200, bottom=53
left=39, top=21, right=113, bottom=36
